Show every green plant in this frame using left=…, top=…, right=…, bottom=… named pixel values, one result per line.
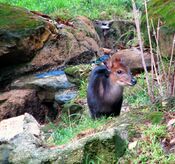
left=50, top=114, right=110, bottom=145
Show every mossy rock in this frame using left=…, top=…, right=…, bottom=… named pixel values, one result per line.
left=0, top=3, right=43, bottom=32
left=0, top=3, right=53, bottom=67
left=83, top=134, right=127, bottom=163
left=64, top=64, right=92, bottom=86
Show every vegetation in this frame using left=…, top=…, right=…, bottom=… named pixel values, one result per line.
left=124, top=73, right=150, bottom=108
left=147, top=0, right=175, bottom=31
left=120, top=124, right=175, bottom=163
left=0, top=0, right=142, bottom=20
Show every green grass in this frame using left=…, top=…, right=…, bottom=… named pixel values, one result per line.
left=120, top=124, right=175, bottom=163
left=49, top=114, right=111, bottom=145
left=124, top=73, right=150, bottom=108
left=0, top=0, right=143, bottom=20
left=78, top=79, right=88, bottom=98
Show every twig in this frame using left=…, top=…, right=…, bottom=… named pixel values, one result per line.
left=169, top=35, right=175, bottom=96
left=132, top=0, right=154, bottom=102
left=168, top=34, right=175, bottom=95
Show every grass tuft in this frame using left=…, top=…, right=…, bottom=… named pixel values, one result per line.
left=49, top=114, right=111, bottom=145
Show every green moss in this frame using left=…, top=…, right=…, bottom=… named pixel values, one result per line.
left=0, top=3, right=44, bottom=34
left=83, top=135, right=127, bottom=163
left=83, top=138, right=116, bottom=163
left=64, top=64, right=92, bottom=86
left=114, top=132, right=127, bottom=159
left=146, top=111, right=163, bottom=124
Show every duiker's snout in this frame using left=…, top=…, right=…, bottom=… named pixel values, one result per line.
left=131, top=77, right=137, bottom=86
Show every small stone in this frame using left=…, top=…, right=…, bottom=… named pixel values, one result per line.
left=170, top=138, right=175, bottom=146
left=167, top=119, right=175, bottom=127
left=128, top=141, right=138, bottom=150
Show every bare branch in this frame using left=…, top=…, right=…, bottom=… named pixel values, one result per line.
left=132, top=0, right=154, bottom=102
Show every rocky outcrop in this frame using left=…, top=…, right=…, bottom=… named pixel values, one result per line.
left=0, top=112, right=132, bottom=163
left=0, top=4, right=100, bottom=88
left=0, top=4, right=100, bottom=121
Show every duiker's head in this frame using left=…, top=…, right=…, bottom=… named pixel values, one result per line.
left=105, top=56, right=137, bottom=86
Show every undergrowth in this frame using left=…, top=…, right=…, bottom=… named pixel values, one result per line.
left=0, top=0, right=143, bottom=20
left=119, top=124, right=175, bottom=163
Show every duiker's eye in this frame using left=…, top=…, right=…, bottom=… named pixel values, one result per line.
left=117, top=70, right=123, bottom=74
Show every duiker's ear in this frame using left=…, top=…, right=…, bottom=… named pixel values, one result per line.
left=114, top=57, right=122, bottom=63
left=104, top=59, right=112, bottom=70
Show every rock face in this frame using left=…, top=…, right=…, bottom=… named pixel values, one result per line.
left=31, top=16, right=100, bottom=68
left=0, top=89, right=48, bottom=122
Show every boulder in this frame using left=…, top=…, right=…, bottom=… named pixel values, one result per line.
left=0, top=89, right=48, bottom=122
left=111, top=47, right=152, bottom=73
left=0, top=113, right=40, bottom=142
left=0, top=113, right=43, bottom=164
left=159, top=27, right=175, bottom=57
